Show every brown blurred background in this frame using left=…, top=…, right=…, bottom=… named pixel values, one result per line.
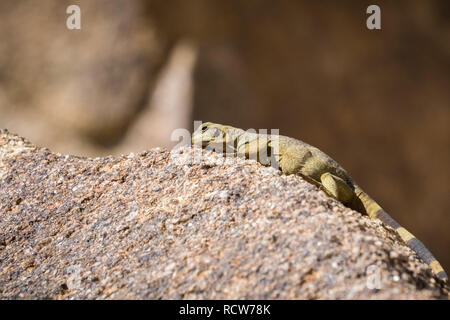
left=0, top=1, right=449, bottom=274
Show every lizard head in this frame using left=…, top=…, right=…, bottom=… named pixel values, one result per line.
left=191, top=122, right=228, bottom=148
left=192, top=122, right=245, bottom=154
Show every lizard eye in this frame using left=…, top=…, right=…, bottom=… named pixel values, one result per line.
left=201, top=125, right=209, bottom=132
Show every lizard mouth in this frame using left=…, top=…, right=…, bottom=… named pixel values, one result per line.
left=192, top=135, right=212, bottom=147
left=201, top=139, right=212, bottom=147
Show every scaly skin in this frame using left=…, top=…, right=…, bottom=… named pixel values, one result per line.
left=192, top=122, right=448, bottom=281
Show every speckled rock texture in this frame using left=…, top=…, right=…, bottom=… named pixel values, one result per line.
left=0, top=129, right=448, bottom=299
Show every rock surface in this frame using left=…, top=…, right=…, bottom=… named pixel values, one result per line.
left=0, top=129, right=448, bottom=299
left=1, top=1, right=449, bottom=272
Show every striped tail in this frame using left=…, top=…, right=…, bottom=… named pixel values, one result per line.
left=352, top=186, right=448, bottom=281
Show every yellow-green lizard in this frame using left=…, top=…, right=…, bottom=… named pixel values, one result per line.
left=192, top=122, right=448, bottom=281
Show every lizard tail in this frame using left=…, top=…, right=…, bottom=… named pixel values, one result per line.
left=351, top=186, right=448, bottom=282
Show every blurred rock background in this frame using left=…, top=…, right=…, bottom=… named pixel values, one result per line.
left=0, top=1, right=449, bottom=274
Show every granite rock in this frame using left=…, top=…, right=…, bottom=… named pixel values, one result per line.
left=0, top=129, right=448, bottom=299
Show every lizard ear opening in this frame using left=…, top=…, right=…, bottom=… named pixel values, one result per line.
left=213, top=128, right=222, bottom=137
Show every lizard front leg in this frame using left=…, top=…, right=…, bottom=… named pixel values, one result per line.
left=237, top=134, right=273, bottom=166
